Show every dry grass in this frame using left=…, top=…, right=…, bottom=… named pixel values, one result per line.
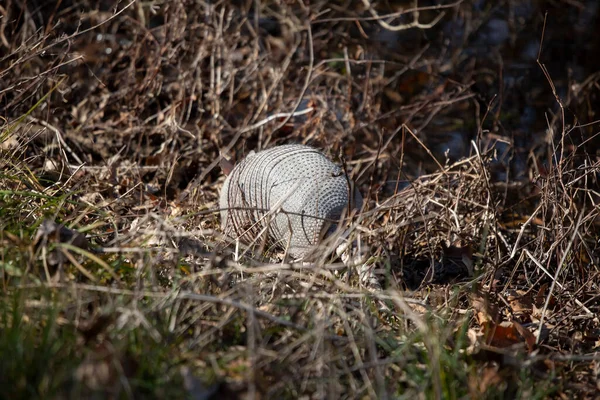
left=1, top=0, right=600, bottom=398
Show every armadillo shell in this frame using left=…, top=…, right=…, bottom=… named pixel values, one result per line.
left=220, top=144, right=362, bottom=258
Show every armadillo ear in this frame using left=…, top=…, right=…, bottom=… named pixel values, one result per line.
left=219, top=155, right=234, bottom=176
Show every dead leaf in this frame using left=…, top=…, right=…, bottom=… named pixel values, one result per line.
left=506, top=289, right=533, bottom=320
left=471, top=290, right=497, bottom=326
left=512, top=320, right=536, bottom=352
left=483, top=320, right=536, bottom=352
left=534, top=282, right=550, bottom=307
left=219, top=155, right=234, bottom=176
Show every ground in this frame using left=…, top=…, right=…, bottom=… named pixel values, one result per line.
left=1, top=0, right=600, bottom=398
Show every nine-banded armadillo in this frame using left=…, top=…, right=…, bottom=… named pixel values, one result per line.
left=219, top=144, right=362, bottom=258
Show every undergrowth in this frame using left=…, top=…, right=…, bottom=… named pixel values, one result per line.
left=1, top=0, right=599, bottom=399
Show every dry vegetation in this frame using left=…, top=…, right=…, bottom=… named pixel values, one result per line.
left=1, top=0, right=600, bottom=398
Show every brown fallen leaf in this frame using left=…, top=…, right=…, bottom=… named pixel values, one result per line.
left=484, top=320, right=536, bottom=352
left=534, top=282, right=550, bottom=308
left=471, top=288, right=536, bottom=352
left=506, top=289, right=533, bottom=321
left=470, top=289, right=497, bottom=326
left=512, top=320, right=536, bottom=352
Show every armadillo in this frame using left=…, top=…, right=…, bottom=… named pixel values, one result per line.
left=219, top=144, right=362, bottom=258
